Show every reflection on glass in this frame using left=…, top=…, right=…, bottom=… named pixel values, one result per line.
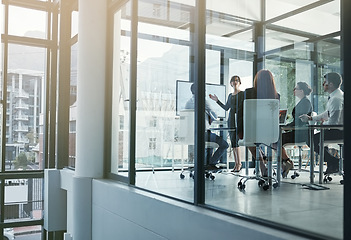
left=111, top=2, right=132, bottom=175
left=7, top=44, right=45, bottom=171
left=8, top=6, right=47, bottom=38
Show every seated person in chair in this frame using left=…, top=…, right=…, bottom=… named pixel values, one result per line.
left=300, top=72, right=344, bottom=174
left=185, top=83, right=229, bottom=169
left=237, top=69, right=280, bottom=176
left=280, top=82, right=313, bottom=178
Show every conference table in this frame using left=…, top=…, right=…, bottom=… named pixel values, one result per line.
left=278, top=124, right=343, bottom=185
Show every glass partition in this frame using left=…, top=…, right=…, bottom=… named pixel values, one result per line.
left=203, top=1, right=343, bottom=239
left=134, top=0, right=194, bottom=202
left=111, top=1, right=132, bottom=176
left=109, top=1, right=344, bottom=239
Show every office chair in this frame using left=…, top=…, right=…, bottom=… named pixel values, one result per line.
left=322, top=140, right=344, bottom=184
left=178, top=109, right=219, bottom=180
left=282, top=112, right=317, bottom=179
left=237, top=99, right=280, bottom=190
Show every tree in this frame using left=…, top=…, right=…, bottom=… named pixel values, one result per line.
left=14, top=152, right=28, bottom=169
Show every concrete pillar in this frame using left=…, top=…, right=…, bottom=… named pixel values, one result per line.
left=73, top=0, right=107, bottom=239
left=75, top=0, right=106, bottom=178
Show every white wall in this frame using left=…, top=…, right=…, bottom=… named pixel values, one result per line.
left=91, top=179, right=308, bottom=240
left=49, top=170, right=309, bottom=239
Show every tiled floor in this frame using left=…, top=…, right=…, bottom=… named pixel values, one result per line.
left=135, top=165, right=344, bottom=239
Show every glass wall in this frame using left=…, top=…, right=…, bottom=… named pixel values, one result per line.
left=109, top=0, right=344, bottom=239
left=134, top=0, right=194, bottom=201
left=111, top=1, right=132, bottom=176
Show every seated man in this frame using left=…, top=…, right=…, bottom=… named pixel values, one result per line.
left=185, top=83, right=229, bottom=169
left=300, top=72, right=344, bottom=174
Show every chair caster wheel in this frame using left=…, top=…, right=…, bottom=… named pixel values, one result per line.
left=291, top=175, right=296, bottom=179
left=327, top=176, right=332, bottom=181
left=189, top=172, right=193, bottom=178
left=239, top=184, right=246, bottom=190
left=180, top=173, right=185, bottom=179
left=273, top=172, right=276, bottom=177
left=210, top=175, right=215, bottom=180
left=205, top=173, right=210, bottom=178
left=263, top=184, right=269, bottom=190
left=238, top=182, right=242, bottom=188
left=340, top=180, right=344, bottom=184
left=273, top=183, right=278, bottom=188
left=295, top=172, right=300, bottom=177
left=323, top=178, right=328, bottom=183
left=258, top=179, right=265, bottom=187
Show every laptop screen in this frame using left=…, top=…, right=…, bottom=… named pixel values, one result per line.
left=279, top=109, right=288, bottom=125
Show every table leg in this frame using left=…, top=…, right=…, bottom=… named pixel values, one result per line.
left=309, top=127, right=314, bottom=184
left=319, top=129, right=325, bottom=184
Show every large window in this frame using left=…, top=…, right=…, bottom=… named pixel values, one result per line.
left=1, top=0, right=77, bottom=238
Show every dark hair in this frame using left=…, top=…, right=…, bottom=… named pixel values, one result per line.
left=253, top=69, right=278, bottom=99
left=296, top=82, right=312, bottom=96
left=324, top=72, right=342, bottom=87
left=190, top=83, right=195, bottom=94
left=230, top=75, right=241, bottom=84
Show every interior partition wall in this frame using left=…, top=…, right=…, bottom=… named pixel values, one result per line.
left=107, top=0, right=346, bottom=239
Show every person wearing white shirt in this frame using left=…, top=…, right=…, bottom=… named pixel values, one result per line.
left=300, top=72, right=344, bottom=173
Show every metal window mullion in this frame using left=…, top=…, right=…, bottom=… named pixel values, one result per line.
left=194, top=0, right=206, bottom=205
left=105, top=9, right=114, bottom=177
left=56, top=0, right=72, bottom=169
left=342, top=1, right=350, bottom=240
left=47, top=4, right=59, bottom=169
left=128, top=0, right=138, bottom=186
left=0, top=4, right=10, bottom=232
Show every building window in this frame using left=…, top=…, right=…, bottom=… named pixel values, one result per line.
left=152, top=4, right=161, bottom=17
left=149, top=117, right=157, bottom=127
left=149, top=138, right=156, bottom=150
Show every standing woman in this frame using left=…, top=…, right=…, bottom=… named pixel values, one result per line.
left=280, top=82, right=313, bottom=177
left=209, top=75, right=243, bottom=172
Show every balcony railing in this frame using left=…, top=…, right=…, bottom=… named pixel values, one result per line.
left=14, top=115, right=29, bottom=121
left=15, top=103, right=29, bottom=110
left=14, top=126, right=29, bottom=132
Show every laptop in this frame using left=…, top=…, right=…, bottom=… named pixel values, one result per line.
left=279, top=109, right=288, bottom=125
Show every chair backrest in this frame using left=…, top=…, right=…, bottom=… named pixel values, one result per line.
left=240, top=99, right=279, bottom=146
left=178, top=109, right=219, bottom=148
left=179, top=109, right=195, bottom=145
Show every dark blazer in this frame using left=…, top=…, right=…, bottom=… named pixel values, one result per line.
left=217, top=92, right=241, bottom=129
left=287, top=97, right=312, bottom=127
